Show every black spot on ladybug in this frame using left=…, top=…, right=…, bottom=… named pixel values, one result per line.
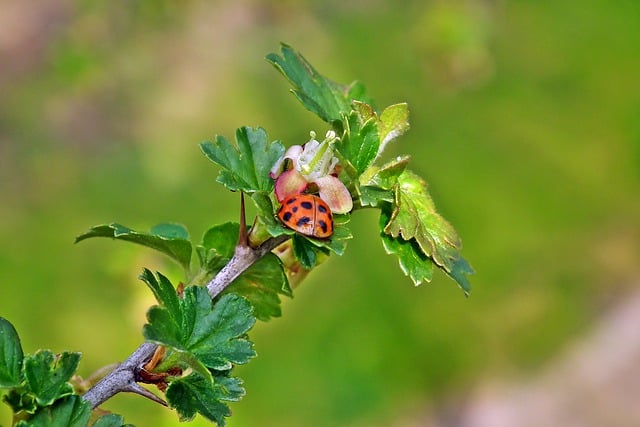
left=297, top=216, right=311, bottom=227
left=318, top=220, right=328, bottom=233
left=300, top=201, right=313, bottom=210
left=317, top=204, right=328, bottom=213
left=292, top=206, right=298, bottom=213
left=282, top=212, right=292, bottom=222
left=285, top=197, right=297, bottom=205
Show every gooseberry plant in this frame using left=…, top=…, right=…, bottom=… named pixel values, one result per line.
left=0, top=44, right=473, bottom=426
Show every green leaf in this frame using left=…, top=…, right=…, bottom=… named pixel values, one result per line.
left=0, top=317, right=23, bottom=388
left=250, top=191, right=290, bottom=238
left=139, top=269, right=181, bottom=330
left=383, top=170, right=472, bottom=294
left=24, top=351, right=80, bottom=406
left=16, top=395, right=90, bottom=427
left=380, top=206, right=434, bottom=285
left=197, top=222, right=241, bottom=274
left=195, top=220, right=292, bottom=321
left=166, top=372, right=245, bottom=425
left=378, top=103, right=410, bottom=151
left=304, top=214, right=353, bottom=256
left=75, top=223, right=192, bottom=272
left=143, top=278, right=256, bottom=372
left=3, top=389, right=37, bottom=414
left=190, top=292, right=256, bottom=370
left=201, top=223, right=239, bottom=259
left=266, top=43, right=370, bottom=125
left=201, top=127, right=285, bottom=193
left=291, top=234, right=317, bottom=269
left=359, top=186, right=394, bottom=207
left=359, top=156, right=410, bottom=207
left=92, top=414, right=134, bottom=427
left=149, top=223, right=189, bottom=240
left=336, top=110, right=380, bottom=176
left=224, top=253, right=291, bottom=321
left=360, top=155, right=410, bottom=189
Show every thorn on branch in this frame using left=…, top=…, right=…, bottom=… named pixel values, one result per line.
left=238, top=192, right=248, bottom=248
left=123, top=382, right=167, bottom=406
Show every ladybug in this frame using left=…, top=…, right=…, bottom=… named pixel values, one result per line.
left=277, top=194, right=334, bottom=239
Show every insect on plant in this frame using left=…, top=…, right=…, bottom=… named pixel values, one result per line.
left=277, top=194, right=334, bottom=239
left=0, top=44, right=473, bottom=426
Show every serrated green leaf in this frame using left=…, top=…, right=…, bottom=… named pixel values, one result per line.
left=224, top=253, right=291, bottom=321
left=75, top=223, right=192, bottom=272
left=336, top=110, right=380, bottom=176
left=0, top=317, right=23, bottom=388
left=291, top=234, right=317, bottom=269
left=266, top=43, right=371, bottom=125
left=447, top=256, right=474, bottom=296
left=380, top=206, right=434, bottom=286
left=304, top=214, right=353, bottom=256
left=3, top=388, right=37, bottom=414
left=190, top=292, right=256, bottom=370
left=359, top=156, right=410, bottom=207
left=166, top=372, right=245, bottom=426
left=143, top=279, right=256, bottom=372
left=378, top=103, right=410, bottom=151
left=139, top=269, right=181, bottom=324
left=24, top=351, right=80, bottom=406
left=201, top=127, right=285, bottom=193
left=92, top=414, right=134, bottom=427
left=361, top=155, right=411, bottom=189
left=359, top=186, right=394, bottom=207
left=16, top=395, right=90, bottom=427
left=383, top=170, right=472, bottom=294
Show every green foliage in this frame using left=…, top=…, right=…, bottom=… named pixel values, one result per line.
left=141, top=270, right=256, bottom=370
left=0, top=319, right=89, bottom=426
left=0, top=317, right=23, bottom=388
left=380, top=206, right=434, bottom=286
left=15, top=396, right=90, bottom=427
left=198, top=223, right=292, bottom=321
left=24, top=351, right=81, bottom=406
left=92, top=414, right=134, bottom=427
left=292, top=234, right=319, bottom=269
left=165, top=372, right=244, bottom=425
left=335, top=110, right=380, bottom=176
left=266, top=43, right=371, bottom=125
left=139, top=270, right=255, bottom=425
left=200, top=127, right=285, bottom=193
left=383, top=170, right=472, bottom=294
left=2, top=43, right=473, bottom=426
left=75, top=223, right=192, bottom=273
left=224, top=254, right=292, bottom=321
left=266, top=44, right=472, bottom=292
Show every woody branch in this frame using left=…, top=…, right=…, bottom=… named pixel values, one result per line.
left=82, top=194, right=289, bottom=409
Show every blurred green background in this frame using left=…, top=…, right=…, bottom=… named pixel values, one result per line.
left=1, top=1, right=639, bottom=426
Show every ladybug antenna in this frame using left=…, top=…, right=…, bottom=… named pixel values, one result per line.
left=238, top=192, right=248, bottom=247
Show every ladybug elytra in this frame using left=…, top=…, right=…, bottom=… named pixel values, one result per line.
left=277, top=194, right=334, bottom=238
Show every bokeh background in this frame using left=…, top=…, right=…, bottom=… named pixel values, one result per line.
left=2, top=1, right=639, bottom=426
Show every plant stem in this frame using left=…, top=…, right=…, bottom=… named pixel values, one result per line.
left=82, top=234, right=289, bottom=409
